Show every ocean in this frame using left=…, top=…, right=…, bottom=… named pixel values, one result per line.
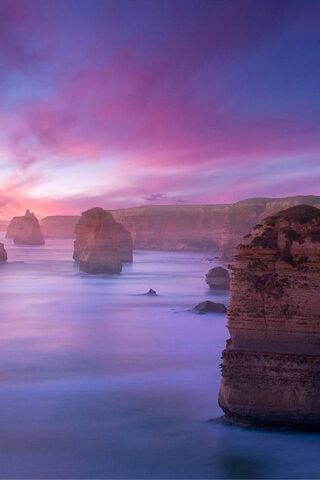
left=0, top=238, right=319, bottom=479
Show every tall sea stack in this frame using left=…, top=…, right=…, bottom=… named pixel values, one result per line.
left=73, top=207, right=133, bottom=273
left=13, top=210, right=45, bottom=245
left=219, top=205, right=320, bottom=427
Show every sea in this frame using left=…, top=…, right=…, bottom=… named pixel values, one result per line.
left=0, top=237, right=319, bottom=479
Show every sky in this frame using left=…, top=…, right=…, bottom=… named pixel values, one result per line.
left=0, top=0, right=319, bottom=217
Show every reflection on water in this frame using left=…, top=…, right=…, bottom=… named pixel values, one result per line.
left=0, top=238, right=319, bottom=478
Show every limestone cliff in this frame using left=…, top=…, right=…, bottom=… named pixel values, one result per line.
left=73, top=207, right=133, bottom=273
left=112, top=205, right=226, bottom=251
left=27, top=196, right=320, bottom=256
left=219, top=205, right=320, bottom=427
left=41, top=216, right=79, bottom=238
left=0, top=243, right=7, bottom=262
left=221, top=196, right=320, bottom=260
left=13, top=210, right=45, bottom=245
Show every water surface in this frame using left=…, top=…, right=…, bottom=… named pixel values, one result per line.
left=0, top=238, right=319, bottom=478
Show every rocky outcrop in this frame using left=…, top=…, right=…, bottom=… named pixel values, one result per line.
left=13, top=210, right=45, bottom=245
left=73, top=207, right=133, bottom=273
left=193, top=300, right=227, bottom=314
left=221, top=196, right=320, bottom=260
left=219, top=205, right=320, bottom=427
left=41, top=216, right=79, bottom=238
left=206, top=267, right=230, bottom=289
left=0, top=243, right=7, bottom=262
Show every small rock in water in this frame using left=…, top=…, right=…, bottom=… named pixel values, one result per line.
left=145, top=289, right=157, bottom=296
left=193, top=300, right=226, bottom=314
left=206, top=266, right=230, bottom=290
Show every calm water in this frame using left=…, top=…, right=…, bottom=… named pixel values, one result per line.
left=0, top=238, right=320, bottom=479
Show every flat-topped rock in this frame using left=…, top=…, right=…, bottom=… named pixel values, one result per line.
left=0, top=243, right=7, bottom=262
left=73, top=207, right=133, bottom=273
left=219, top=205, right=320, bottom=427
left=13, top=210, right=45, bottom=245
left=206, top=266, right=230, bottom=289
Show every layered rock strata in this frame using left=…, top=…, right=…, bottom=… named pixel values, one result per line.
left=0, top=243, right=7, bottom=262
left=206, top=266, right=230, bottom=289
left=39, top=196, right=320, bottom=256
left=73, top=207, right=133, bottom=273
left=13, top=210, right=45, bottom=245
left=219, top=205, right=320, bottom=427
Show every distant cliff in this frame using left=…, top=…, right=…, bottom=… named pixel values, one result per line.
left=27, top=195, right=320, bottom=256
left=112, top=205, right=227, bottom=251
left=41, top=216, right=79, bottom=238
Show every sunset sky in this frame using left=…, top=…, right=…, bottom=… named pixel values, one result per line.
left=0, top=0, right=319, bottom=217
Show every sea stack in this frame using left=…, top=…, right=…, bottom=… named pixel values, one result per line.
left=206, top=266, right=230, bottom=289
left=219, top=205, right=320, bottom=427
left=6, top=216, right=24, bottom=238
left=73, top=207, right=133, bottom=273
left=0, top=243, right=7, bottom=262
left=13, top=210, right=45, bottom=245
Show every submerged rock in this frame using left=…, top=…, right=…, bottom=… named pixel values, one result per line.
left=206, top=266, right=230, bottom=289
left=13, top=210, right=45, bottom=245
left=219, top=205, right=320, bottom=428
left=145, top=288, right=157, bottom=296
left=73, top=207, right=133, bottom=274
left=0, top=243, right=7, bottom=262
left=193, top=300, right=226, bottom=314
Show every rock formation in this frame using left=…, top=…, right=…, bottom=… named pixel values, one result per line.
left=73, top=207, right=133, bottom=273
left=219, top=205, right=320, bottom=427
left=193, top=300, right=226, bottom=314
left=38, top=196, right=320, bottom=256
left=13, top=210, right=45, bottom=245
left=0, top=243, right=7, bottom=262
left=41, top=216, right=79, bottom=238
left=145, top=289, right=157, bottom=296
left=6, top=216, right=24, bottom=238
left=206, top=266, right=230, bottom=289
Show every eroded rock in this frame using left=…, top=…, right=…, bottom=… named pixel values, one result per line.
left=73, top=207, right=133, bottom=273
left=206, top=266, right=230, bottom=289
left=145, top=289, right=157, bottom=296
left=219, top=205, right=320, bottom=427
left=13, top=210, right=45, bottom=245
left=193, top=300, right=226, bottom=314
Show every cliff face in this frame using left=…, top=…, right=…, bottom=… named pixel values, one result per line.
left=41, top=216, right=79, bottom=238
left=219, top=205, right=320, bottom=427
left=0, top=243, right=7, bottom=262
left=112, top=205, right=226, bottom=251
left=28, top=196, right=320, bottom=256
left=73, top=207, right=133, bottom=273
left=221, top=196, right=320, bottom=260
left=13, top=210, right=45, bottom=245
